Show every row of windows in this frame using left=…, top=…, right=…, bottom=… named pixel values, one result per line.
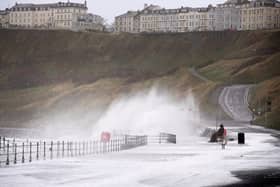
left=137, top=14, right=215, bottom=22
left=141, top=21, right=212, bottom=28
left=56, top=8, right=83, bottom=13
left=10, top=18, right=48, bottom=23
left=56, top=14, right=72, bottom=19
left=11, top=13, right=52, bottom=17
left=242, top=15, right=280, bottom=21
left=242, top=8, right=280, bottom=15
left=12, top=7, right=49, bottom=11
left=56, top=20, right=72, bottom=26
left=242, top=23, right=280, bottom=29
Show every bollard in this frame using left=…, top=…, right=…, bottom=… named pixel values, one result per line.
left=238, top=133, right=245, bottom=144
left=43, top=142, right=46, bottom=160
left=6, top=140, right=10, bottom=165
left=22, top=142, right=25, bottom=163
left=36, top=142, right=39, bottom=160
left=29, top=142, right=32, bottom=162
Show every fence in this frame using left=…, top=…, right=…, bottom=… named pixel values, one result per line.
left=0, top=136, right=139, bottom=166
left=147, top=133, right=177, bottom=144
left=0, top=133, right=176, bottom=167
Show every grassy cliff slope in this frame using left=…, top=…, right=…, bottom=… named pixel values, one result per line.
left=0, top=29, right=279, bottom=130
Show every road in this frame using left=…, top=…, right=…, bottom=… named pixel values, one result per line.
left=1, top=84, right=280, bottom=186
left=188, top=68, right=209, bottom=82
left=1, top=133, right=280, bottom=187
left=219, top=85, right=253, bottom=122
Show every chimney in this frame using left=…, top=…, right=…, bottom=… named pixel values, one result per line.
left=144, top=4, right=148, bottom=9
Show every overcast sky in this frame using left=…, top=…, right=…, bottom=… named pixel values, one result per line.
left=0, top=0, right=225, bottom=23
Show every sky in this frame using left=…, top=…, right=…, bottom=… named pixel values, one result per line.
left=0, top=0, right=226, bottom=23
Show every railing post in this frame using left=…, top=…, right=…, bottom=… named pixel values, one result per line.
left=12, top=138, right=15, bottom=154
left=71, top=142, right=74, bottom=157
left=62, top=141, right=64, bottom=158
left=3, top=137, right=5, bottom=151
left=79, top=141, right=81, bottom=156
left=50, top=141, right=53, bottom=160
left=75, top=141, right=78, bottom=156
left=83, top=141, right=85, bottom=155
left=0, top=136, right=2, bottom=150
left=69, top=142, right=71, bottom=157
left=14, top=143, right=17, bottom=164
left=112, top=140, right=114, bottom=152
left=66, top=141, right=69, bottom=157
left=89, top=141, right=92, bottom=154
left=36, top=142, right=39, bottom=160
left=6, top=140, right=9, bottom=165
left=29, top=142, right=32, bottom=162
left=119, top=138, right=121, bottom=152
left=43, top=142, right=46, bottom=160
left=22, top=142, right=25, bottom=163
left=57, top=141, right=60, bottom=158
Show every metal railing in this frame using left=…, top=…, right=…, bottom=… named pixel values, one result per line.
left=0, top=135, right=143, bottom=166
left=0, top=133, right=176, bottom=167
left=148, top=133, right=177, bottom=144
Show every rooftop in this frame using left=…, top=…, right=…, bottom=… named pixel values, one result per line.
left=11, top=1, right=87, bottom=10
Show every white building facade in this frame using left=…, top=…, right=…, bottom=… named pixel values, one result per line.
left=0, top=9, right=9, bottom=28
left=115, top=0, right=280, bottom=33
left=7, top=1, right=104, bottom=31
left=115, top=11, right=139, bottom=33
left=240, top=0, right=280, bottom=30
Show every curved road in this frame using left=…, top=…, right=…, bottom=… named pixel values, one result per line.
left=219, top=85, right=253, bottom=122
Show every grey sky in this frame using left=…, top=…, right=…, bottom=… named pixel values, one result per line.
left=0, top=0, right=225, bottom=23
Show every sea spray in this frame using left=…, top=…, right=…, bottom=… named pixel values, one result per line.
left=92, top=87, right=202, bottom=143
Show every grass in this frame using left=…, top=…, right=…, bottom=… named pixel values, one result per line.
left=0, top=29, right=280, bottom=129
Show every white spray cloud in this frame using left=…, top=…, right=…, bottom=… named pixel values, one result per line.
left=92, top=87, right=202, bottom=142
